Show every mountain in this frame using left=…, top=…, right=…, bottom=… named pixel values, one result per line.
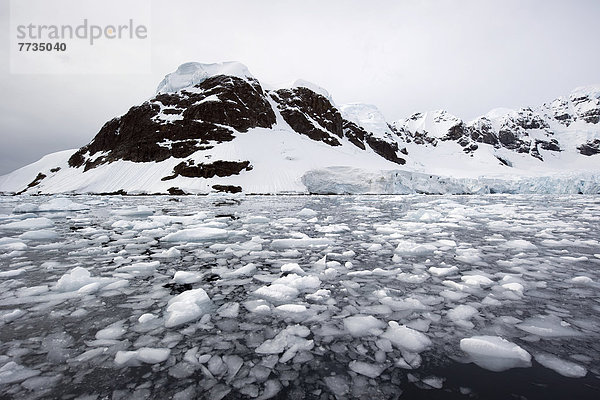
left=1, top=62, right=599, bottom=195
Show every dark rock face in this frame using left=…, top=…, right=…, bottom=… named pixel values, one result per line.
left=364, top=135, right=406, bottom=165
left=342, top=120, right=366, bottom=150
left=398, top=129, right=438, bottom=146
left=395, top=108, right=564, bottom=160
left=578, top=139, right=600, bottom=156
left=440, top=122, right=480, bottom=154
left=545, top=99, right=573, bottom=126
left=341, top=120, right=405, bottom=165
left=443, top=122, right=467, bottom=141
left=514, top=108, right=550, bottom=130
left=539, top=139, right=561, bottom=152
left=16, top=172, right=46, bottom=194
left=162, top=160, right=252, bottom=181
left=69, top=75, right=275, bottom=170
left=167, top=187, right=186, bottom=195
left=496, top=156, right=512, bottom=167
left=469, top=118, right=499, bottom=146
left=498, top=129, right=520, bottom=149
left=270, top=88, right=343, bottom=146
left=212, top=184, right=243, bottom=193
left=570, top=93, right=600, bottom=124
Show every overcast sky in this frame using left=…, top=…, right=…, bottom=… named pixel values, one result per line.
left=1, top=0, right=599, bottom=174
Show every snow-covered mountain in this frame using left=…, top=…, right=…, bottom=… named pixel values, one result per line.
left=1, top=62, right=599, bottom=194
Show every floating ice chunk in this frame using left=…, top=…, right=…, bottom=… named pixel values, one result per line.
left=501, top=282, right=524, bottom=293
left=165, top=288, right=212, bottom=328
left=173, top=271, right=202, bottom=284
left=428, top=266, right=458, bottom=277
left=447, top=305, right=479, bottom=329
left=422, top=376, right=445, bottom=389
left=162, top=227, right=229, bottom=242
left=254, top=284, right=299, bottom=303
left=481, top=295, right=502, bottom=306
left=504, top=239, right=537, bottom=250
left=95, top=320, right=127, bottom=340
left=255, top=325, right=313, bottom=361
left=348, top=360, right=386, bottom=378
left=54, top=267, right=108, bottom=292
left=460, top=336, right=531, bottom=372
left=455, top=248, right=482, bottom=264
left=111, top=220, right=133, bottom=229
left=258, top=379, right=282, bottom=399
left=244, top=215, right=270, bottom=224
left=0, top=361, right=40, bottom=384
left=442, top=280, right=469, bottom=291
left=114, top=347, right=171, bottom=366
left=208, top=355, right=227, bottom=376
left=102, top=279, right=129, bottom=291
left=222, top=354, right=244, bottom=382
left=271, top=237, right=331, bottom=248
left=323, top=375, right=350, bottom=397
left=16, top=285, right=48, bottom=296
left=0, top=240, right=27, bottom=251
left=198, top=354, right=212, bottom=364
left=38, top=198, right=88, bottom=212
left=570, top=276, right=593, bottom=285
left=366, top=243, right=383, bottom=252
left=381, top=322, right=432, bottom=353
left=440, top=289, right=469, bottom=301
left=297, top=208, right=317, bottom=218
left=113, top=205, right=154, bottom=216
left=272, top=274, right=321, bottom=290
left=69, top=348, right=108, bottom=364
left=21, top=374, right=62, bottom=391
left=115, top=261, right=159, bottom=278
left=406, top=319, right=431, bottom=332
left=275, top=304, right=307, bottom=313
left=19, top=229, right=58, bottom=240
left=380, top=296, right=429, bottom=311
left=1, top=217, right=54, bottom=230
left=12, top=203, right=38, bottom=213
left=0, top=268, right=26, bottom=278
left=154, top=247, right=182, bottom=258
left=395, top=240, right=437, bottom=256
left=221, top=263, right=257, bottom=278
left=405, top=209, right=443, bottom=222
left=344, top=315, right=386, bottom=337
left=317, top=224, right=350, bottom=233
left=244, top=299, right=272, bottom=314
left=436, top=239, right=457, bottom=247
left=217, top=302, right=240, bottom=318
left=461, top=274, right=493, bottom=286
left=534, top=353, right=587, bottom=378
left=1, top=309, right=26, bottom=323
left=397, top=272, right=430, bottom=284
left=516, top=315, right=582, bottom=337
left=305, top=289, right=330, bottom=302
left=280, top=263, right=305, bottom=275
left=138, top=313, right=157, bottom=324
left=78, top=282, right=102, bottom=294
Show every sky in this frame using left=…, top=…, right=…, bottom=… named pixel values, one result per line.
left=1, top=0, right=599, bottom=174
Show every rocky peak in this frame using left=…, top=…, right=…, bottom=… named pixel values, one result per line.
left=569, top=85, right=600, bottom=124
left=69, top=71, right=276, bottom=170
left=269, top=86, right=343, bottom=146
left=156, top=61, right=254, bottom=94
